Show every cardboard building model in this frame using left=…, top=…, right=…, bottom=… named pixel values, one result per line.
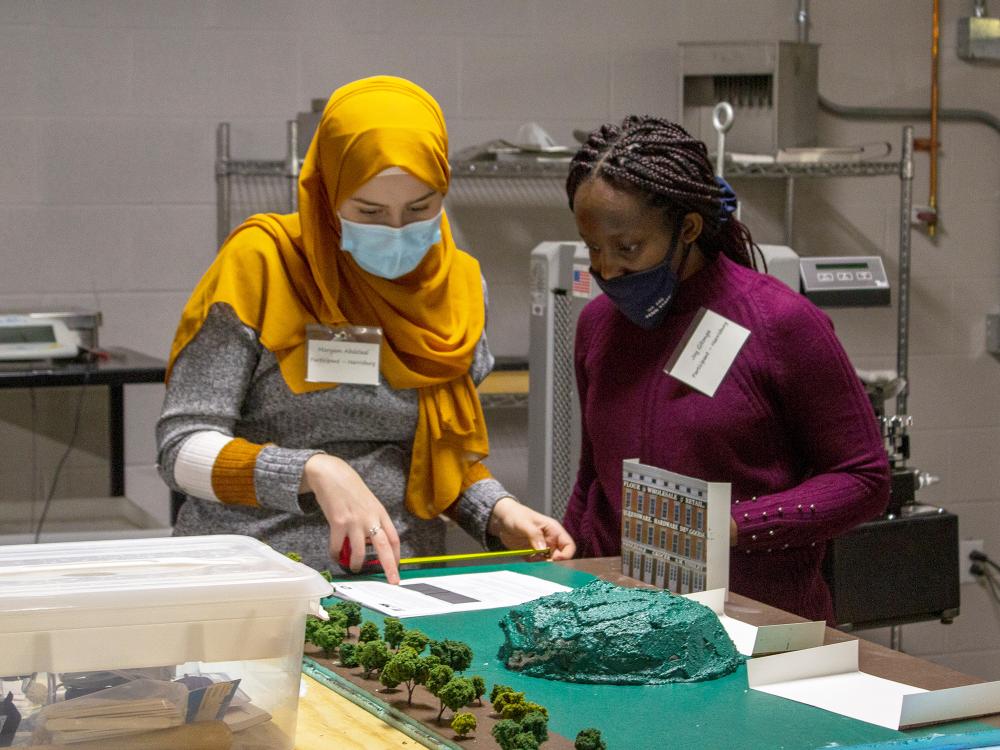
left=620, top=459, right=731, bottom=594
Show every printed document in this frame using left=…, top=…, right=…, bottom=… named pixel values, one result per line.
left=330, top=570, right=570, bottom=617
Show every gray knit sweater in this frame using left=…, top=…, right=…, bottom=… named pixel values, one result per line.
left=156, top=302, right=510, bottom=572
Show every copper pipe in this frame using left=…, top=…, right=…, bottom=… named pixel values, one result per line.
left=929, top=0, right=940, bottom=237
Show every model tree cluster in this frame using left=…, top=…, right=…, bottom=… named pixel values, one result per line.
left=302, top=608, right=487, bottom=736
left=451, top=711, right=477, bottom=737
left=490, top=684, right=550, bottom=750
left=574, top=727, right=607, bottom=750
left=304, top=599, right=361, bottom=658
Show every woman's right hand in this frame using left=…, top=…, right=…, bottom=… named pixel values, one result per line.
left=300, top=453, right=402, bottom=584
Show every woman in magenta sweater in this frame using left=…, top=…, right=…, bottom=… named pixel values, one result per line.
left=563, top=116, right=889, bottom=623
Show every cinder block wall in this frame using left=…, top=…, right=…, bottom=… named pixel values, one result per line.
left=1, top=1, right=997, bottom=677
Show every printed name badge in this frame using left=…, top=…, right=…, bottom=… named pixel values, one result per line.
left=664, top=308, right=750, bottom=397
left=306, top=324, right=382, bottom=386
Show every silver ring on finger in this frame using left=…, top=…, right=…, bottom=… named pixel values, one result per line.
left=368, top=523, right=382, bottom=538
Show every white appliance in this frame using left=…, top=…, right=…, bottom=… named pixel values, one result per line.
left=0, top=310, right=100, bottom=361
left=527, top=241, right=599, bottom=519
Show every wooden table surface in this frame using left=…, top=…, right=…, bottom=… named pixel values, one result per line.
left=295, top=673, right=411, bottom=750
left=293, top=557, right=1000, bottom=748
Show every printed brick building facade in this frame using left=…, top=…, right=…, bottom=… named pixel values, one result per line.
left=620, top=461, right=708, bottom=594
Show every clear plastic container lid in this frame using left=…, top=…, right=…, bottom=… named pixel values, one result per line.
left=0, top=534, right=332, bottom=614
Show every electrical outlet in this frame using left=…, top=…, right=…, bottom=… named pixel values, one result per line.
left=960, top=539, right=985, bottom=584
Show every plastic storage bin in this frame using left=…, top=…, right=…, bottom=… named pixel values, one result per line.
left=0, top=534, right=332, bottom=749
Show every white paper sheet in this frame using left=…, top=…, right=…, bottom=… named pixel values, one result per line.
left=330, top=570, right=571, bottom=617
left=756, top=670, right=924, bottom=729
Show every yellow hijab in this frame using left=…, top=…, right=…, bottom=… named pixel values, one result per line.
left=167, top=76, right=490, bottom=519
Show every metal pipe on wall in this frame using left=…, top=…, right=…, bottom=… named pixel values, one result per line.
left=797, top=0, right=810, bottom=43
left=818, top=96, right=1000, bottom=135
left=215, top=123, right=231, bottom=251
left=784, top=176, right=795, bottom=247
left=928, top=0, right=941, bottom=238
left=897, top=126, right=916, bottom=417
left=286, top=120, right=299, bottom=212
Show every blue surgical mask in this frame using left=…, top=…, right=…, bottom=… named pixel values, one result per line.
left=338, top=211, right=442, bottom=279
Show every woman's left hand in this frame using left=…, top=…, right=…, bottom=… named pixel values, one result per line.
left=487, top=497, right=577, bottom=561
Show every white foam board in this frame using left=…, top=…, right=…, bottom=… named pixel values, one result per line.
left=747, top=640, right=1000, bottom=729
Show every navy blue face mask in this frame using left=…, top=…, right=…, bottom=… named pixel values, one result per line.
left=592, top=219, right=690, bottom=331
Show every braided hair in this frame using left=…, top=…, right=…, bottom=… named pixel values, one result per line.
left=567, top=116, right=759, bottom=270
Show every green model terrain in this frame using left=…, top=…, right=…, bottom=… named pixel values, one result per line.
left=497, top=579, right=743, bottom=684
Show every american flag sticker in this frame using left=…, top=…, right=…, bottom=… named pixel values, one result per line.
left=572, top=264, right=592, bottom=298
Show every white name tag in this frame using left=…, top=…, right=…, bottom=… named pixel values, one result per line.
left=665, top=308, right=750, bottom=397
left=306, top=324, right=381, bottom=386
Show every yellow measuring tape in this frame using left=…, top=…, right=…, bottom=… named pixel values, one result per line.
left=397, top=548, right=551, bottom=566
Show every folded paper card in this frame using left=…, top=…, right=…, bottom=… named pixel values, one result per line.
left=748, top=640, right=1000, bottom=730
left=684, top=588, right=826, bottom=656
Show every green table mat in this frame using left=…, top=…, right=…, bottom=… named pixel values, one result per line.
left=320, top=562, right=992, bottom=750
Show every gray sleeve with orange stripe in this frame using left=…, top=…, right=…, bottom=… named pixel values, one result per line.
left=156, top=305, right=321, bottom=515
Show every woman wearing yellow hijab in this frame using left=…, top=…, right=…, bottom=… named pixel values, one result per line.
left=157, top=76, right=575, bottom=582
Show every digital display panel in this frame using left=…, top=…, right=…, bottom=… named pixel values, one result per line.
left=0, top=325, right=56, bottom=344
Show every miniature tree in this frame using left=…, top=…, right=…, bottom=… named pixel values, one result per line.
left=323, top=609, right=349, bottom=633
left=381, top=647, right=421, bottom=704
left=357, top=639, right=391, bottom=679
left=430, top=639, right=474, bottom=672
left=490, top=683, right=514, bottom=703
left=510, top=731, right=540, bottom=750
left=342, top=601, right=363, bottom=628
left=493, top=719, right=533, bottom=750
left=304, top=617, right=322, bottom=645
left=451, top=711, right=476, bottom=738
left=379, top=661, right=403, bottom=692
left=491, top=689, right=524, bottom=715
left=358, top=620, right=381, bottom=643
left=311, top=620, right=347, bottom=659
left=425, top=663, right=454, bottom=698
left=338, top=642, right=359, bottom=668
left=520, top=711, right=548, bottom=746
left=413, top=654, right=441, bottom=695
left=471, top=675, right=486, bottom=706
left=400, top=628, right=431, bottom=654
left=574, top=727, right=606, bottom=750
left=526, top=701, right=548, bottom=719
left=383, top=617, right=405, bottom=650
left=326, top=601, right=362, bottom=633
left=502, top=699, right=548, bottom=722
left=437, top=676, right=475, bottom=722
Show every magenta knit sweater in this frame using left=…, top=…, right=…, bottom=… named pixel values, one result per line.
left=564, top=253, right=890, bottom=623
